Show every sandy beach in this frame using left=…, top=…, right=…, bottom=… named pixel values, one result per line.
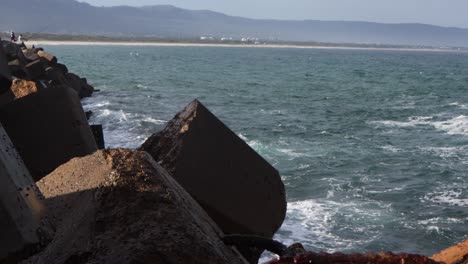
left=28, top=40, right=465, bottom=52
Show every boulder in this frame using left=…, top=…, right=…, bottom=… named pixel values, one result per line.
left=140, top=99, right=287, bottom=239
left=0, top=122, right=53, bottom=263
left=0, top=86, right=98, bottom=181
left=0, top=44, right=12, bottom=93
left=24, top=149, right=248, bottom=264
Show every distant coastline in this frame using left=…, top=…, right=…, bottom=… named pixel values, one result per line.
left=27, top=40, right=468, bottom=52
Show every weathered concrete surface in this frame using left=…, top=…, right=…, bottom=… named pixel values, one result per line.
left=24, top=149, right=248, bottom=264
left=0, top=44, right=12, bottom=92
left=0, top=79, right=39, bottom=107
left=431, top=240, right=468, bottom=264
left=0, top=122, right=53, bottom=263
left=0, top=86, right=98, bottom=181
left=140, top=99, right=287, bottom=239
left=10, top=79, right=39, bottom=99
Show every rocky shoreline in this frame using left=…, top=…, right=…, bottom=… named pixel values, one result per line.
left=0, top=41, right=467, bottom=264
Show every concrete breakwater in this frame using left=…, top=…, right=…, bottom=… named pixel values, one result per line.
left=0, top=41, right=467, bottom=264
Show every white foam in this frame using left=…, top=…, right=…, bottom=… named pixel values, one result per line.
left=419, top=146, right=467, bottom=159
left=380, top=145, right=403, bottom=153
left=277, top=148, right=311, bottom=159
left=417, top=217, right=464, bottom=225
left=433, top=115, right=468, bottom=135
left=423, top=190, right=468, bottom=206
left=371, top=115, right=468, bottom=136
left=449, top=102, right=468, bottom=109
left=275, top=198, right=388, bottom=252
left=142, top=117, right=166, bottom=125
left=370, top=116, right=433, bottom=128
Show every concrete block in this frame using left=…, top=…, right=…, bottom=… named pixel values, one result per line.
left=0, top=79, right=40, bottom=107
left=24, top=149, right=247, bottom=264
left=64, top=72, right=83, bottom=95
left=25, top=59, right=45, bottom=80
left=45, top=66, right=66, bottom=85
left=0, top=122, right=53, bottom=262
left=0, top=86, right=98, bottom=181
left=37, top=50, right=57, bottom=64
left=140, top=99, right=287, bottom=238
left=55, top=63, right=68, bottom=74
left=2, top=41, right=28, bottom=66
left=0, top=44, right=12, bottom=93
left=22, top=49, right=40, bottom=63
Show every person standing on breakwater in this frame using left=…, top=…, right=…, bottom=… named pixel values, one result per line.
left=10, top=31, right=16, bottom=42
left=17, top=34, right=22, bottom=43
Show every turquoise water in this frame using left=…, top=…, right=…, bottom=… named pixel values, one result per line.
left=45, top=45, right=468, bottom=256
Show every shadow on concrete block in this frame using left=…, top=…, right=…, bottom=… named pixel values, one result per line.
left=0, top=122, right=53, bottom=263
left=0, top=86, right=98, bottom=181
left=140, top=99, right=287, bottom=240
left=0, top=44, right=12, bottom=93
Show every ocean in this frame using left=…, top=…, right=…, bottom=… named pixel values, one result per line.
left=44, top=45, right=468, bottom=257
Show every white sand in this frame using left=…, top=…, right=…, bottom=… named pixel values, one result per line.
left=27, top=40, right=465, bottom=52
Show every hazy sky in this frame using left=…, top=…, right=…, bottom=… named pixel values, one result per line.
left=79, top=0, right=468, bottom=28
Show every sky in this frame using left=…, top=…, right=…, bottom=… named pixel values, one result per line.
left=79, top=0, right=468, bottom=28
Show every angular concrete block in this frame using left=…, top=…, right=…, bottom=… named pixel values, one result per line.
left=0, top=79, right=40, bottom=107
left=22, top=49, right=40, bottom=63
left=0, top=86, right=98, bottom=181
left=25, top=59, right=45, bottom=80
left=45, top=66, right=66, bottom=85
left=140, top=99, right=287, bottom=239
left=55, top=63, right=68, bottom=74
left=64, top=72, right=83, bottom=95
left=0, top=122, right=52, bottom=262
left=10, top=79, right=39, bottom=99
left=2, top=41, right=28, bottom=66
left=25, top=149, right=247, bottom=264
left=37, top=50, right=57, bottom=64
left=0, top=44, right=12, bottom=93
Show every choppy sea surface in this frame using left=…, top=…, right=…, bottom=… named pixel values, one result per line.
left=45, top=45, right=468, bottom=257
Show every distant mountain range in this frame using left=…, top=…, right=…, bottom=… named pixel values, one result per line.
left=2, top=0, right=468, bottom=47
